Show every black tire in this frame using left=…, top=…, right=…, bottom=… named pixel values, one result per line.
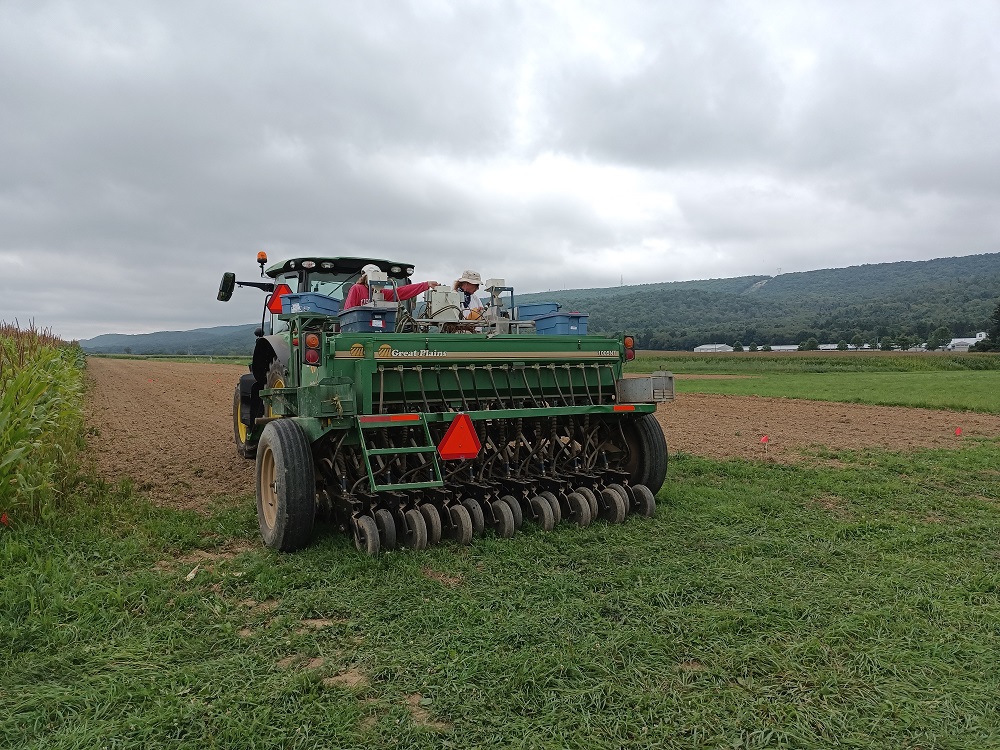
left=462, top=498, right=485, bottom=536
left=449, top=504, right=473, bottom=545
left=599, top=488, right=626, bottom=524
left=575, top=486, right=598, bottom=521
left=528, top=495, right=555, bottom=532
left=621, top=414, right=668, bottom=492
left=490, top=499, right=515, bottom=538
left=233, top=386, right=256, bottom=459
left=539, top=491, right=561, bottom=525
left=400, top=508, right=428, bottom=550
left=632, top=484, right=657, bottom=518
left=421, top=504, right=442, bottom=546
left=354, top=515, right=380, bottom=556
left=500, top=495, right=523, bottom=530
left=256, top=420, right=315, bottom=551
left=375, top=508, right=396, bottom=550
left=566, top=492, right=592, bottom=527
left=607, top=483, right=632, bottom=516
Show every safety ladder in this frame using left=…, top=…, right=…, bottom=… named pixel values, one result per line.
left=355, top=414, right=445, bottom=492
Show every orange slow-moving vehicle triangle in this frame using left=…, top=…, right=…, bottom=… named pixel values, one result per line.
left=437, top=414, right=482, bottom=460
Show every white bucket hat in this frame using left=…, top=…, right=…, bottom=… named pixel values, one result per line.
left=457, top=270, right=482, bottom=285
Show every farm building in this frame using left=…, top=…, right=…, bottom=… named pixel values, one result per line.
left=947, top=332, right=987, bottom=352
left=693, top=343, right=734, bottom=353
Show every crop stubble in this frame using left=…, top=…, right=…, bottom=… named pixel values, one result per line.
left=84, top=358, right=1000, bottom=510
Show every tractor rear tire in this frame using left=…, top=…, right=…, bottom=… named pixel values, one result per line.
left=622, top=414, right=668, bottom=492
left=233, top=386, right=257, bottom=459
left=256, top=419, right=316, bottom=552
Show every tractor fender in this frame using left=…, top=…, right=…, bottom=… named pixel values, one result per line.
left=251, top=335, right=291, bottom=384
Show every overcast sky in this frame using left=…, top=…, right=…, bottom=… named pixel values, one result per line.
left=3, top=0, right=999, bottom=340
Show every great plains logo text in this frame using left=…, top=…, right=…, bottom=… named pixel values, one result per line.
left=376, top=344, right=448, bottom=358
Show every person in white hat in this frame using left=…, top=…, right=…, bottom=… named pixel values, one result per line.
left=343, top=263, right=439, bottom=309
left=453, top=270, right=485, bottom=319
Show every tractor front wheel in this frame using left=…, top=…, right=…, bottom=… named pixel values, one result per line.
left=256, top=419, right=316, bottom=552
left=233, top=386, right=257, bottom=460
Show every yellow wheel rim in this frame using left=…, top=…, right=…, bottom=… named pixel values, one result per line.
left=237, top=401, right=248, bottom=443
left=260, top=444, right=278, bottom=530
left=266, top=377, right=285, bottom=419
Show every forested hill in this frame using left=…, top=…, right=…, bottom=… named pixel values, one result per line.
left=79, top=252, right=1000, bottom=354
left=515, top=252, right=1000, bottom=350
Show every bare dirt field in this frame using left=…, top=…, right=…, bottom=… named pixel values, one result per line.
left=84, top=358, right=1000, bottom=511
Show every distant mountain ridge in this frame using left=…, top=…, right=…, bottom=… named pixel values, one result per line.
left=515, top=252, right=1000, bottom=349
left=80, top=253, right=1000, bottom=353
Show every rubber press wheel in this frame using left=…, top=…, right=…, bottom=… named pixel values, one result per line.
left=400, top=508, right=428, bottom=550
left=575, top=486, right=599, bottom=521
left=420, top=504, right=443, bottom=546
left=632, top=484, right=657, bottom=518
left=490, top=499, right=515, bottom=538
left=529, top=495, right=555, bottom=532
left=566, top=492, right=592, bottom=527
left=462, top=498, right=486, bottom=536
left=449, top=504, right=474, bottom=545
left=539, top=491, right=561, bottom=525
left=255, top=419, right=316, bottom=552
left=500, top=495, right=523, bottom=530
left=599, top=488, right=627, bottom=524
left=607, top=483, right=632, bottom=517
left=374, top=508, right=396, bottom=550
left=354, top=515, right=380, bottom=556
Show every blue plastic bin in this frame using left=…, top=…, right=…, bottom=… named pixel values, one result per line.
left=533, top=312, right=588, bottom=336
left=281, top=293, right=341, bottom=316
left=516, top=302, right=560, bottom=320
left=339, top=307, right=397, bottom=333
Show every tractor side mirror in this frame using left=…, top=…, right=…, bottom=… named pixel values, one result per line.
left=217, top=272, right=235, bottom=301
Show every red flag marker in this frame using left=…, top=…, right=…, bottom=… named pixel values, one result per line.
left=0, top=512, right=9, bottom=527
left=760, top=435, right=769, bottom=444
left=955, top=427, right=963, bottom=436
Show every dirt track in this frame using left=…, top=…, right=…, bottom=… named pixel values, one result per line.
left=84, top=358, right=1000, bottom=511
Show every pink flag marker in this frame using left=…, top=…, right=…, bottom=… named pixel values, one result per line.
left=955, top=427, right=963, bottom=436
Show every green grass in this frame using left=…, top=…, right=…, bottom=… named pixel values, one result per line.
left=673, top=371, right=1000, bottom=412
left=630, top=351, right=1000, bottom=375
left=5, top=442, right=1000, bottom=749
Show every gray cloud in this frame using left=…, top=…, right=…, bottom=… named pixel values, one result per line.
left=2, top=0, right=998, bottom=339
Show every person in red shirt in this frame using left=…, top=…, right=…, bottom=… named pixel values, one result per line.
left=343, top=264, right=440, bottom=309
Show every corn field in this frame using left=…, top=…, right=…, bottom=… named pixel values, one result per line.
left=0, top=321, right=86, bottom=521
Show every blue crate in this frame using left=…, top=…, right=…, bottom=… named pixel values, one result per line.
left=515, top=302, right=560, bottom=320
left=281, top=293, right=341, bottom=316
left=339, top=307, right=397, bottom=333
left=534, top=312, right=588, bottom=336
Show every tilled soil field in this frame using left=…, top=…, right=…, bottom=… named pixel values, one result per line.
left=84, top=358, right=1000, bottom=511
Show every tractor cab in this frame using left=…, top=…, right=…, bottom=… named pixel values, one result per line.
left=217, top=254, right=416, bottom=332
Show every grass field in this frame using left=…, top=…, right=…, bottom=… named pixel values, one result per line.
left=5, top=441, right=1000, bottom=748
left=629, top=352, right=1000, bottom=413
left=5, top=350, right=1000, bottom=748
